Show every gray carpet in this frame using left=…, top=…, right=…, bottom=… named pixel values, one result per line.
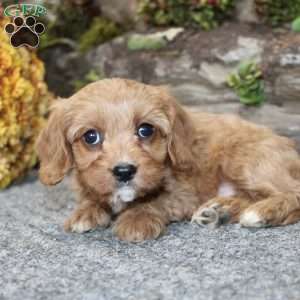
left=1, top=175, right=300, bottom=300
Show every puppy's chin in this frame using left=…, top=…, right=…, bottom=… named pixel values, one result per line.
left=115, top=184, right=136, bottom=203
left=110, top=182, right=137, bottom=214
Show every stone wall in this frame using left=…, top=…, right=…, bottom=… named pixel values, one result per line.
left=38, top=2, right=300, bottom=146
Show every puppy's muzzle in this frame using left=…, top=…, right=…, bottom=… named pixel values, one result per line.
left=112, top=163, right=137, bottom=182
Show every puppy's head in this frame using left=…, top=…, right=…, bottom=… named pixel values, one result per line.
left=36, top=79, right=195, bottom=206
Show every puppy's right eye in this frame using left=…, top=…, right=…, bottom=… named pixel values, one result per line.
left=83, top=130, right=102, bottom=145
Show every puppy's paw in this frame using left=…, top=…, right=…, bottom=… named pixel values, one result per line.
left=239, top=209, right=266, bottom=228
left=64, top=205, right=111, bottom=233
left=239, top=199, right=286, bottom=228
left=240, top=197, right=298, bottom=228
left=113, top=210, right=166, bottom=242
left=192, top=203, right=230, bottom=228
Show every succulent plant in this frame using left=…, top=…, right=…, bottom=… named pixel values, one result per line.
left=227, top=61, right=265, bottom=106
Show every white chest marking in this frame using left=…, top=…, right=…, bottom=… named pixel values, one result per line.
left=217, top=182, right=236, bottom=197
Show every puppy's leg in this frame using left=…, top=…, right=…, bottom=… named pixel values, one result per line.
left=240, top=193, right=300, bottom=227
left=192, top=197, right=251, bottom=228
left=283, top=209, right=300, bottom=225
left=219, top=138, right=300, bottom=228
left=113, top=204, right=167, bottom=242
left=113, top=191, right=199, bottom=242
left=64, top=200, right=111, bottom=233
left=237, top=161, right=300, bottom=227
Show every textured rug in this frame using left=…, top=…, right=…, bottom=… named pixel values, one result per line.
left=1, top=176, right=300, bottom=300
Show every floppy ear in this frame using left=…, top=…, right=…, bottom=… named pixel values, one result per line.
left=35, top=100, right=73, bottom=185
left=166, top=96, right=196, bottom=170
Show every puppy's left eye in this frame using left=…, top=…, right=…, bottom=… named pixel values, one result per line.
left=137, top=123, right=154, bottom=139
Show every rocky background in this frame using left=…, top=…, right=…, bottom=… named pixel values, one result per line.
left=28, top=0, right=300, bottom=148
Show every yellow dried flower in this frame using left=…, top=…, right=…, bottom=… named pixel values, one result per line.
left=0, top=16, right=52, bottom=189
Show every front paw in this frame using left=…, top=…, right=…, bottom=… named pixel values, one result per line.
left=64, top=204, right=111, bottom=233
left=113, top=209, right=166, bottom=242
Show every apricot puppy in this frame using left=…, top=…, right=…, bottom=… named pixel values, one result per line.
left=36, top=78, right=300, bottom=242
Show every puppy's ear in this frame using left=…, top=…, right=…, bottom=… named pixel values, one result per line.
left=35, top=100, right=73, bottom=185
left=166, top=96, right=195, bottom=170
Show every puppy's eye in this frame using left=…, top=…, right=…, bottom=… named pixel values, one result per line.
left=83, top=129, right=102, bottom=145
left=137, top=123, right=154, bottom=139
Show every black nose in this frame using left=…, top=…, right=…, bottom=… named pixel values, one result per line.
left=112, top=163, right=137, bottom=182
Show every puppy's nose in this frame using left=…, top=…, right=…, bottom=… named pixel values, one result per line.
left=112, top=163, right=137, bottom=182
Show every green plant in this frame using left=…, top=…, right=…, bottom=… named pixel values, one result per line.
left=39, top=4, right=120, bottom=52
left=139, top=0, right=235, bottom=30
left=255, top=0, right=300, bottom=26
left=292, top=17, right=300, bottom=32
left=227, top=61, right=265, bottom=106
left=40, top=4, right=90, bottom=49
left=79, top=17, right=120, bottom=52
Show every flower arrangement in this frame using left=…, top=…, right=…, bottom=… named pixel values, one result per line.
left=0, top=16, right=52, bottom=188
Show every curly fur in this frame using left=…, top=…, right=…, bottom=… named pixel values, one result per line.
left=36, top=78, right=300, bottom=242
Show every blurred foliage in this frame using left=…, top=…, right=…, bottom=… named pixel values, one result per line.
left=44, top=5, right=90, bottom=41
left=72, top=69, right=104, bottom=91
left=0, top=15, right=52, bottom=189
left=79, top=17, right=119, bottom=52
left=255, top=0, right=300, bottom=26
left=39, top=3, right=121, bottom=52
left=227, top=61, right=265, bottom=106
left=139, top=0, right=235, bottom=30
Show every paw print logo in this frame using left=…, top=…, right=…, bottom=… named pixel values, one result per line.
left=4, top=16, right=45, bottom=48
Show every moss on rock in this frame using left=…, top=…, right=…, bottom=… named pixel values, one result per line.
left=128, top=34, right=167, bottom=51
left=127, top=28, right=183, bottom=51
left=79, top=17, right=120, bottom=52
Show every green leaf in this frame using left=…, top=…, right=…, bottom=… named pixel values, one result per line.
left=227, top=74, right=240, bottom=87
left=238, top=61, right=253, bottom=77
left=248, top=81, right=260, bottom=91
left=227, top=59, right=265, bottom=106
left=292, top=17, right=300, bottom=32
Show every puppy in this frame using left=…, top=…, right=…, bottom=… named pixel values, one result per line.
left=36, top=78, right=300, bottom=242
